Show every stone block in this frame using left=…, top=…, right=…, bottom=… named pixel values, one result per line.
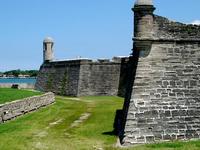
left=163, top=134, right=171, bottom=140
left=136, top=136, right=145, bottom=143
left=146, top=136, right=155, bottom=143
left=177, top=135, right=185, bottom=140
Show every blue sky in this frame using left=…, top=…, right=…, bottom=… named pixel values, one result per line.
left=0, top=0, right=200, bottom=71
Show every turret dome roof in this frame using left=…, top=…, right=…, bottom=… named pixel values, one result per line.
left=135, top=0, right=153, bottom=6
left=43, top=37, right=54, bottom=43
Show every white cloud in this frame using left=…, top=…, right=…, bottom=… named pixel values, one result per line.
left=191, top=20, right=200, bottom=25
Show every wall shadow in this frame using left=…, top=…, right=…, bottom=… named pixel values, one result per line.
left=113, top=45, right=140, bottom=143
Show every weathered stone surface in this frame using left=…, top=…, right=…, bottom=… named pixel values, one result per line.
left=0, top=92, right=55, bottom=123
left=78, top=62, right=121, bottom=96
left=35, top=60, right=81, bottom=96
left=154, top=15, right=200, bottom=41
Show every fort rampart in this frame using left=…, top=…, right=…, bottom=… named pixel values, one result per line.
left=35, top=58, right=130, bottom=97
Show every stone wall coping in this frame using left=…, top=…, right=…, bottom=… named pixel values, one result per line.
left=43, top=58, right=127, bottom=67
left=133, top=37, right=200, bottom=43
left=0, top=92, right=54, bottom=107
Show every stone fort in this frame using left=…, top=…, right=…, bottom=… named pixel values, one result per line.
left=35, top=37, right=129, bottom=97
left=36, top=0, right=200, bottom=146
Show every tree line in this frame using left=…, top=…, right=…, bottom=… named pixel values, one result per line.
left=1, top=69, right=39, bottom=77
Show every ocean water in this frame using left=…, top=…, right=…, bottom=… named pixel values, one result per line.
left=0, top=78, right=36, bottom=84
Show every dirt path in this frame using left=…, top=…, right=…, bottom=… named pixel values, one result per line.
left=70, top=112, right=91, bottom=128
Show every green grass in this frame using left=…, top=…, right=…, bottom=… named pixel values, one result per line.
left=0, top=95, right=200, bottom=150
left=0, top=88, right=42, bottom=104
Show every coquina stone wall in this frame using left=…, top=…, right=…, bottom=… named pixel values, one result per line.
left=35, top=58, right=129, bottom=97
left=121, top=42, right=200, bottom=145
left=154, top=15, right=200, bottom=40
left=0, top=92, right=55, bottom=123
left=35, top=60, right=81, bottom=96
left=120, top=1, right=200, bottom=146
left=78, top=60, right=121, bottom=96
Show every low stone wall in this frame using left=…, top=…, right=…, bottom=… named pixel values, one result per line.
left=0, top=92, right=55, bottom=123
left=0, top=83, right=35, bottom=89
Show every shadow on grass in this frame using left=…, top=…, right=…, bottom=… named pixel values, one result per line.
left=102, top=131, right=118, bottom=136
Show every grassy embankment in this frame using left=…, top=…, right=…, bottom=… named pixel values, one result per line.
left=0, top=88, right=42, bottom=104
left=0, top=89, right=200, bottom=149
